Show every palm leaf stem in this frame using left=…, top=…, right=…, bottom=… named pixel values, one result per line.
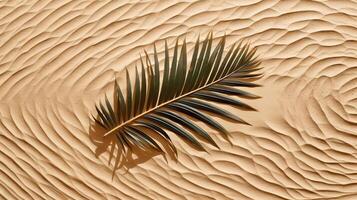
left=104, top=63, right=257, bottom=137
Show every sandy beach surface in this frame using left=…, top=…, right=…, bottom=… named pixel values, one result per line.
left=0, top=0, right=356, bottom=199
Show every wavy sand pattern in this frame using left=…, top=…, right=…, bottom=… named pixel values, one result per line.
left=0, top=0, right=356, bottom=199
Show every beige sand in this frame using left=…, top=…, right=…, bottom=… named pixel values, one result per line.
left=0, top=0, right=356, bottom=199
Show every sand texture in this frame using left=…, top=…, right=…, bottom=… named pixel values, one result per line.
left=0, top=0, right=357, bottom=199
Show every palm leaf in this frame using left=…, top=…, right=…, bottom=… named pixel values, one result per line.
left=92, top=33, right=262, bottom=173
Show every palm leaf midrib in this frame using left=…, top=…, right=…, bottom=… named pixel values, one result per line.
left=104, top=62, right=252, bottom=137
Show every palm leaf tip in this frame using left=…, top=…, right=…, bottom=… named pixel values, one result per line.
left=92, top=33, right=262, bottom=171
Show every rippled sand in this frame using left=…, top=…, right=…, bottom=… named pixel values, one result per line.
left=0, top=1, right=356, bottom=199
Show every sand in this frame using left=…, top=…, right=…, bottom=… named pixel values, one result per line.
left=0, top=0, right=356, bottom=199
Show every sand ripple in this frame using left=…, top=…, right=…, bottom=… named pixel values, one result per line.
left=0, top=0, right=356, bottom=199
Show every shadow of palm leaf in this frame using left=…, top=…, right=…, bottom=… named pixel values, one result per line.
left=89, top=121, right=177, bottom=172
